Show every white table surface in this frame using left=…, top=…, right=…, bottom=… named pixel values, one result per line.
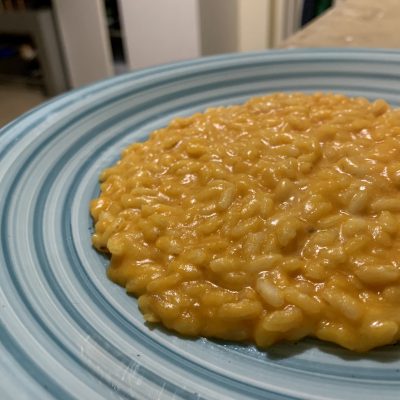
left=282, top=0, right=400, bottom=48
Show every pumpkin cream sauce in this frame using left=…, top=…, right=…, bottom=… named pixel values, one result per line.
left=91, top=93, right=400, bottom=352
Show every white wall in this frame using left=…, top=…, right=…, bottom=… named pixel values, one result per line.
left=118, top=0, right=201, bottom=70
left=53, top=0, right=303, bottom=88
left=271, top=0, right=303, bottom=48
left=199, top=0, right=239, bottom=55
left=200, top=0, right=304, bottom=54
left=237, top=0, right=271, bottom=51
left=199, top=0, right=272, bottom=55
left=53, top=0, right=114, bottom=88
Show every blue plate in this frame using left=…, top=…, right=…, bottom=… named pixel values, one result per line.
left=1, top=49, right=400, bottom=400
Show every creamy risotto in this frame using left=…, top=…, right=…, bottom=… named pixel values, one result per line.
left=91, top=92, right=400, bottom=352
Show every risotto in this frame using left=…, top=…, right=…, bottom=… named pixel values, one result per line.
left=90, top=92, right=400, bottom=352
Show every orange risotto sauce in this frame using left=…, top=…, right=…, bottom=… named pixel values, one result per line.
left=91, top=92, right=400, bottom=352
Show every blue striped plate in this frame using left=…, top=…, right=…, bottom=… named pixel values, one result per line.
left=1, top=49, right=400, bottom=400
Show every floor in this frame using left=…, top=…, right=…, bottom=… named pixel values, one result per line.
left=0, top=84, right=47, bottom=128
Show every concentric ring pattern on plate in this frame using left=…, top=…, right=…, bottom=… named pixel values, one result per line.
left=2, top=49, right=400, bottom=400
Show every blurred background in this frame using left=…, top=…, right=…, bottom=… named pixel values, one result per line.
left=0, top=0, right=385, bottom=126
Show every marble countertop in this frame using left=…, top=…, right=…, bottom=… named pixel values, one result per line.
left=282, top=0, right=400, bottom=48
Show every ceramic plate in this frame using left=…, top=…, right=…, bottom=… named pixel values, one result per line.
left=2, top=49, right=400, bottom=400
